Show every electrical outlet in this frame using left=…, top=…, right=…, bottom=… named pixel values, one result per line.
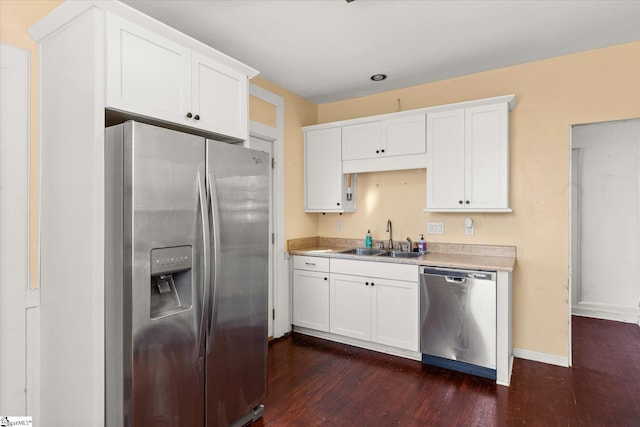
left=427, top=222, right=444, bottom=235
left=464, top=217, right=474, bottom=235
left=337, top=220, right=343, bottom=231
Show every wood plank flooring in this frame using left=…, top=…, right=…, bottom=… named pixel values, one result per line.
left=254, top=316, right=640, bottom=426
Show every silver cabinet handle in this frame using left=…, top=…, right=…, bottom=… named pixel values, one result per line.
left=305, top=262, right=316, bottom=266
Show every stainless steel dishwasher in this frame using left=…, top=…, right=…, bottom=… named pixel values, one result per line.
left=420, top=266, right=496, bottom=379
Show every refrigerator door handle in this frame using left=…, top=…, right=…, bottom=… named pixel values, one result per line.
left=197, top=172, right=210, bottom=360
left=206, top=172, right=222, bottom=351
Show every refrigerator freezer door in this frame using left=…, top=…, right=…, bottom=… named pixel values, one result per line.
left=206, top=141, right=269, bottom=426
left=106, top=121, right=207, bottom=426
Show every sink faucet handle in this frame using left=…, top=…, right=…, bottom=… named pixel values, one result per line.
left=406, top=237, right=413, bottom=252
left=376, top=241, right=384, bottom=250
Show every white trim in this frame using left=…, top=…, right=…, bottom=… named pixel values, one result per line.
left=572, top=304, right=640, bottom=325
left=26, top=305, right=41, bottom=424
left=303, top=94, right=516, bottom=131
left=496, top=270, right=513, bottom=386
left=513, top=348, right=569, bottom=367
left=29, top=0, right=258, bottom=77
left=496, top=356, right=514, bottom=387
left=249, top=83, right=289, bottom=338
left=568, top=126, right=575, bottom=367
left=0, top=42, right=31, bottom=417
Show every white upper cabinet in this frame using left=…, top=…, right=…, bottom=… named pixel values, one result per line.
left=303, top=95, right=514, bottom=213
left=342, top=114, right=426, bottom=173
left=426, top=109, right=466, bottom=209
left=426, top=100, right=511, bottom=212
left=190, top=52, right=247, bottom=139
left=342, top=121, right=380, bottom=160
left=106, top=14, right=249, bottom=140
left=304, top=127, right=356, bottom=213
left=106, top=15, right=191, bottom=125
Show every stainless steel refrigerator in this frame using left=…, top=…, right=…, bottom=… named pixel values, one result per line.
left=105, top=120, right=269, bottom=426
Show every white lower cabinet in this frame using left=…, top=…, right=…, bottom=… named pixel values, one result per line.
left=329, top=274, right=371, bottom=341
left=330, top=273, right=419, bottom=351
left=370, top=277, right=419, bottom=350
left=329, top=259, right=419, bottom=352
left=292, top=256, right=419, bottom=353
left=292, top=256, right=330, bottom=332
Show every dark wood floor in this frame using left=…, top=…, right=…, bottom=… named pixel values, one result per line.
left=254, top=316, right=640, bottom=426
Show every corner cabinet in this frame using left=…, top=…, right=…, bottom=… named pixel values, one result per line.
left=304, top=127, right=356, bottom=213
left=426, top=97, right=513, bottom=212
left=106, top=14, right=249, bottom=140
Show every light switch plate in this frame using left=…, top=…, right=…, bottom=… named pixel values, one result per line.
left=337, top=220, right=343, bottom=231
left=427, top=222, right=444, bottom=234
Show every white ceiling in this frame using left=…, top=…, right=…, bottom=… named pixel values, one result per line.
left=122, top=0, right=640, bottom=104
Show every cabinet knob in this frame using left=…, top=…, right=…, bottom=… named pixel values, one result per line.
left=194, top=114, right=200, bottom=121
left=465, top=200, right=470, bottom=205
left=186, top=112, right=193, bottom=118
left=381, top=149, right=385, bottom=153
left=365, top=282, right=369, bottom=286
left=371, top=282, right=375, bottom=286
left=376, top=150, right=380, bottom=154
left=336, top=202, right=340, bottom=206
left=324, top=277, right=328, bottom=281
left=459, top=200, right=463, bottom=205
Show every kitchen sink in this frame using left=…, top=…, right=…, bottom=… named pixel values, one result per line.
left=380, top=251, right=423, bottom=258
left=339, top=248, right=386, bottom=256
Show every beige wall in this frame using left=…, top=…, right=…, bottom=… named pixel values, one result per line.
left=316, top=42, right=640, bottom=357
left=1, top=0, right=63, bottom=287
left=250, top=76, right=319, bottom=240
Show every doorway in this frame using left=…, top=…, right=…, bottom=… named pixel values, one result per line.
left=570, top=119, right=640, bottom=327
left=248, top=84, right=287, bottom=339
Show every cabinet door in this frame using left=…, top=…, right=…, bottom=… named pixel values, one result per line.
left=464, top=103, right=509, bottom=209
left=330, top=274, right=370, bottom=341
left=305, top=128, right=343, bottom=211
left=191, top=52, right=248, bottom=140
left=106, top=14, right=191, bottom=125
left=342, top=121, right=381, bottom=160
left=293, top=270, right=330, bottom=332
left=426, top=109, right=465, bottom=209
left=382, top=115, right=426, bottom=157
left=370, top=278, right=419, bottom=351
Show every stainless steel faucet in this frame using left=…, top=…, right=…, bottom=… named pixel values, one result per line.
left=386, top=219, right=393, bottom=249
left=405, top=237, right=413, bottom=252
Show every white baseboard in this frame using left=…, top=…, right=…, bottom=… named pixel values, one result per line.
left=572, top=303, right=640, bottom=325
left=513, top=348, right=569, bottom=367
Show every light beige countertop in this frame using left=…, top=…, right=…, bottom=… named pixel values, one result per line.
left=288, top=237, right=516, bottom=272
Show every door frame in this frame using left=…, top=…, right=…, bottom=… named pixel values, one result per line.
left=248, top=83, right=288, bottom=338
left=0, top=42, right=38, bottom=417
left=568, top=118, right=640, bottom=365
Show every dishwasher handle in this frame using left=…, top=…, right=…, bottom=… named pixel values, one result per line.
left=445, top=276, right=466, bottom=284
left=420, top=266, right=496, bottom=281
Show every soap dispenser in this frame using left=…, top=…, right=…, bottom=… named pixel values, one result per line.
left=417, top=234, right=427, bottom=252
left=365, top=230, right=372, bottom=248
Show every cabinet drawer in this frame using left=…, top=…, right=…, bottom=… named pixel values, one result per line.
left=293, top=255, right=330, bottom=272
left=330, top=258, right=418, bottom=282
